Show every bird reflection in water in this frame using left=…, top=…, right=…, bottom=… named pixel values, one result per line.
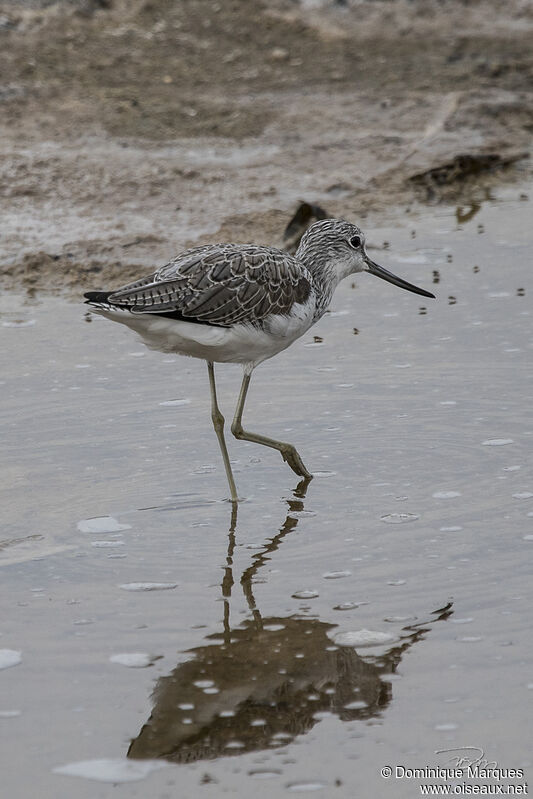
left=128, top=479, right=452, bottom=764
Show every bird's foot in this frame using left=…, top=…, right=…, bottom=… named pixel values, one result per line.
left=281, top=446, right=313, bottom=480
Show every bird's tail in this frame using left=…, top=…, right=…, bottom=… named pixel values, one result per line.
left=84, top=290, right=113, bottom=306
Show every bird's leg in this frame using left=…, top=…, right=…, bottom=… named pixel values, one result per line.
left=231, top=371, right=313, bottom=479
left=207, top=361, right=239, bottom=503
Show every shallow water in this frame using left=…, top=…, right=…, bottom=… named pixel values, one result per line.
left=1, top=187, right=532, bottom=797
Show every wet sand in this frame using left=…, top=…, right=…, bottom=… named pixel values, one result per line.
left=0, top=0, right=532, bottom=293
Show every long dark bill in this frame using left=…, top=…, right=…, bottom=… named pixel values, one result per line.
left=365, top=255, right=435, bottom=299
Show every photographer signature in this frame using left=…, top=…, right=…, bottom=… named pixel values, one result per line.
left=435, top=746, right=498, bottom=769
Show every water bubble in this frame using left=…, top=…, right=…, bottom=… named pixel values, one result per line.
left=288, top=510, right=317, bottom=519
left=109, top=653, right=161, bottom=668
left=249, top=770, right=282, bottom=779
left=332, top=629, right=396, bottom=647
left=292, top=590, right=319, bottom=599
left=0, top=650, right=22, bottom=670
left=333, top=601, right=368, bottom=611
left=118, top=582, right=177, bottom=592
left=381, top=512, right=419, bottom=524
left=287, top=782, right=327, bottom=792
left=322, top=571, right=351, bottom=579
left=53, top=758, right=166, bottom=783
left=2, top=319, right=36, bottom=328
left=77, top=517, right=131, bottom=534
left=159, top=398, right=191, bottom=406
left=513, top=492, right=533, bottom=500
left=91, top=540, right=125, bottom=548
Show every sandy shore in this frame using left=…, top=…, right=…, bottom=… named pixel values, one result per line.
left=0, top=0, right=531, bottom=294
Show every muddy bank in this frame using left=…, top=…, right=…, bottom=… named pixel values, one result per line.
left=0, top=0, right=532, bottom=294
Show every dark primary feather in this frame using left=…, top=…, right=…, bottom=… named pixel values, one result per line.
left=89, top=243, right=312, bottom=327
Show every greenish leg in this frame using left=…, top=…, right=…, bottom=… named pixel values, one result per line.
left=231, top=371, right=313, bottom=479
left=207, top=361, right=239, bottom=503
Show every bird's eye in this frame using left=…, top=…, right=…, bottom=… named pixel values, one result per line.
left=349, top=235, right=362, bottom=249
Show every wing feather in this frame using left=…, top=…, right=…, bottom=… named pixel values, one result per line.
left=106, top=244, right=312, bottom=327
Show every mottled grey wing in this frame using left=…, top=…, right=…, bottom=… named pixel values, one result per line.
left=108, top=244, right=311, bottom=327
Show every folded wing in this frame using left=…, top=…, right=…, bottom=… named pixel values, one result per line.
left=106, top=244, right=312, bottom=327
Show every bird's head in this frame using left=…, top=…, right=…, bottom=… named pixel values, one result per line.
left=296, top=219, right=435, bottom=299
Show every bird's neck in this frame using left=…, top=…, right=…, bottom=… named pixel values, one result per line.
left=297, top=249, right=351, bottom=321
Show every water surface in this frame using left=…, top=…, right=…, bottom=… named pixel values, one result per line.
left=1, top=187, right=532, bottom=797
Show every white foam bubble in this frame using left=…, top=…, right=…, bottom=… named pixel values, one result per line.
left=109, top=653, right=158, bottom=668
left=381, top=512, right=419, bottom=524
left=53, top=758, right=166, bottom=783
left=0, top=650, right=22, bottom=670
left=77, top=517, right=131, bottom=534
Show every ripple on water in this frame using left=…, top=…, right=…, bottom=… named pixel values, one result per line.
left=482, top=438, right=514, bottom=446
left=432, top=491, right=461, bottom=499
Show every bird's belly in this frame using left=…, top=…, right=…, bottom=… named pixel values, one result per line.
left=92, top=307, right=313, bottom=366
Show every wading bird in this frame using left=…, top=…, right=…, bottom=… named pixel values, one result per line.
left=85, top=219, right=434, bottom=501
